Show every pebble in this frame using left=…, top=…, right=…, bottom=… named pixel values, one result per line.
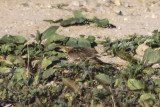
left=124, top=17, right=128, bottom=21
left=151, top=14, right=157, bottom=18
left=114, top=0, right=121, bottom=6
left=72, top=1, right=80, bottom=7
left=152, top=64, right=160, bottom=69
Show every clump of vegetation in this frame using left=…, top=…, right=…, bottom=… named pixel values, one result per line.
left=0, top=19, right=160, bottom=106
left=44, top=10, right=116, bottom=28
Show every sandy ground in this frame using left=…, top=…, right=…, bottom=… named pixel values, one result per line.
left=0, top=0, right=160, bottom=40
left=0, top=0, right=160, bottom=64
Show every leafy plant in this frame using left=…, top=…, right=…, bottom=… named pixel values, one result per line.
left=44, top=10, right=115, bottom=28
left=0, top=23, right=159, bottom=106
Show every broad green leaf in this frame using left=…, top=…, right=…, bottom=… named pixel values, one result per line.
left=62, top=78, right=78, bottom=91
left=66, top=37, right=78, bottom=47
left=43, top=33, right=66, bottom=46
left=44, top=51, right=57, bottom=56
left=60, top=17, right=87, bottom=27
left=138, top=93, right=156, bottom=107
left=154, top=87, right=160, bottom=93
left=154, top=79, right=160, bottom=86
left=95, top=73, right=111, bottom=85
left=127, top=79, right=145, bottom=90
left=78, top=37, right=91, bottom=47
left=0, top=35, right=27, bottom=44
left=43, top=68, right=56, bottom=79
left=13, top=68, right=27, bottom=82
left=7, top=55, right=25, bottom=66
left=74, top=10, right=85, bottom=18
left=0, top=44, right=12, bottom=54
left=91, top=17, right=110, bottom=28
left=143, top=48, right=160, bottom=63
left=148, top=49, right=160, bottom=63
left=44, top=43, right=57, bottom=51
left=41, top=26, right=59, bottom=40
left=14, top=45, right=25, bottom=55
left=143, top=48, right=152, bottom=62
left=87, top=35, right=95, bottom=43
left=41, top=57, right=52, bottom=69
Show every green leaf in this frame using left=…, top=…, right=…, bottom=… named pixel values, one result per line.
left=143, top=48, right=160, bottom=63
left=154, top=79, right=160, bottom=86
left=66, top=37, right=78, bottom=47
left=95, top=73, right=111, bottom=85
left=138, top=93, right=156, bottom=107
left=41, top=26, right=59, bottom=40
left=44, top=43, right=57, bottom=51
left=74, top=10, right=85, bottom=18
left=60, top=17, right=87, bottom=27
left=91, top=17, right=110, bottom=28
left=43, top=19, right=63, bottom=24
left=35, top=30, right=42, bottom=42
left=127, top=79, right=145, bottom=90
left=41, top=57, right=52, bottom=69
left=0, top=35, right=27, bottom=44
left=43, top=68, right=56, bottom=79
left=14, top=45, right=25, bottom=55
left=87, top=35, right=95, bottom=43
left=7, top=55, right=25, bottom=66
left=12, top=68, right=27, bottom=82
left=43, top=33, right=66, bottom=46
left=78, top=37, right=91, bottom=47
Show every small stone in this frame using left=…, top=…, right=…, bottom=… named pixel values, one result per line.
left=136, top=44, right=149, bottom=56
left=151, top=14, right=157, bottom=18
left=113, top=8, right=122, bottom=15
left=124, top=17, right=128, bottom=21
left=118, top=27, right=121, bottom=30
left=152, top=64, right=160, bottom=69
left=72, top=1, right=80, bottom=7
left=114, top=0, right=121, bottom=6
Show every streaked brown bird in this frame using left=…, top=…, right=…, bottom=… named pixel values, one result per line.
left=60, top=46, right=104, bottom=65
